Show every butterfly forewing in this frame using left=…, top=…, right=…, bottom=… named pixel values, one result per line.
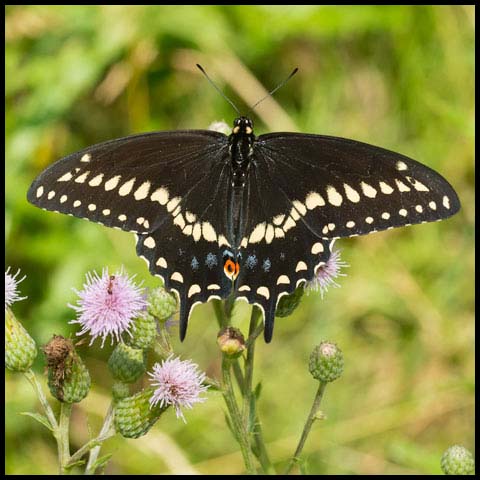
left=255, top=133, right=460, bottom=240
left=27, top=131, right=229, bottom=235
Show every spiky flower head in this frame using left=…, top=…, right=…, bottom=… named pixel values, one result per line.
left=148, top=355, right=209, bottom=422
left=69, top=267, right=147, bottom=346
left=112, top=381, right=131, bottom=401
left=309, top=341, right=344, bottom=383
left=145, top=287, right=178, bottom=322
left=126, top=313, right=158, bottom=350
left=5, top=307, right=37, bottom=372
left=108, top=342, right=146, bottom=384
left=307, top=249, right=348, bottom=298
left=5, top=267, right=27, bottom=310
left=115, top=388, right=165, bottom=438
left=441, top=445, right=475, bottom=475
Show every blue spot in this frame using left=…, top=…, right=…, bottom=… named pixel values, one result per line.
left=191, top=256, right=199, bottom=270
left=246, top=255, right=258, bottom=269
left=205, top=253, right=218, bottom=269
left=262, top=258, right=271, bottom=272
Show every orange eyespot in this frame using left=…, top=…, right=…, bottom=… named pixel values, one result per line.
left=223, top=259, right=241, bottom=280
left=224, top=259, right=235, bottom=278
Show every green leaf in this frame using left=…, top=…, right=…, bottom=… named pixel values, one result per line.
left=65, top=459, right=86, bottom=470
left=91, top=453, right=113, bottom=473
left=20, top=411, right=53, bottom=431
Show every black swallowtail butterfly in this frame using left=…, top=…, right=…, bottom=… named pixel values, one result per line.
left=27, top=74, right=460, bottom=343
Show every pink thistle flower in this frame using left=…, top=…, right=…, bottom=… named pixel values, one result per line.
left=69, top=267, right=147, bottom=346
left=5, top=267, right=27, bottom=310
left=148, top=355, right=209, bottom=422
left=307, top=249, right=348, bottom=298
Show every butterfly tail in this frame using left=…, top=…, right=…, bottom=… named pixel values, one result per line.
left=179, top=296, right=189, bottom=341
left=263, top=302, right=276, bottom=343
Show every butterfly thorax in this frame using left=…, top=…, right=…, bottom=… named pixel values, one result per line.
left=229, top=116, right=255, bottom=188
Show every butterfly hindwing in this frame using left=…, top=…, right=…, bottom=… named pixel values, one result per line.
left=136, top=221, right=233, bottom=340
left=235, top=223, right=332, bottom=342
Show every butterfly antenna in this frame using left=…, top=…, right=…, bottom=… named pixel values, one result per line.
left=250, top=67, right=299, bottom=111
left=196, top=64, right=240, bottom=115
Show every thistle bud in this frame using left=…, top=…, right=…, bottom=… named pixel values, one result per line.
left=5, top=308, right=37, bottom=372
left=275, top=286, right=304, bottom=318
left=44, top=335, right=90, bottom=403
left=114, top=388, right=165, bottom=438
left=108, top=342, right=146, bottom=383
left=309, top=341, right=344, bottom=383
left=126, top=313, right=158, bottom=350
left=147, top=287, right=177, bottom=321
left=441, top=445, right=475, bottom=475
left=217, top=327, right=246, bottom=358
left=112, top=381, right=130, bottom=400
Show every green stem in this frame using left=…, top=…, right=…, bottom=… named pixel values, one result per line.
left=224, top=293, right=236, bottom=319
left=222, top=357, right=256, bottom=474
left=232, top=359, right=245, bottom=393
left=242, top=306, right=261, bottom=428
left=241, top=308, right=275, bottom=474
left=245, top=323, right=264, bottom=348
left=58, top=403, right=72, bottom=474
left=84, top=403, right=115, bottom=475
left=213, top=298, right=259, bottom=474
left=284, top=382, right=327, bottom=475
left=212, top=299, right=227, bottom=328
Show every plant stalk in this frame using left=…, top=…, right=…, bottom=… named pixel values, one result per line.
left=222, top=356, right=256, bottom=474
left=284, top=382, right=327, bottom=474
left=58, top=403, right=72, bottom=474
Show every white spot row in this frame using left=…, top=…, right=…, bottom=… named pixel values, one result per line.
left=240, top=178, right=437, bottom=245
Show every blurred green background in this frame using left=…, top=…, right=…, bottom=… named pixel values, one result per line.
left=5, top=5, right=474, bottom=475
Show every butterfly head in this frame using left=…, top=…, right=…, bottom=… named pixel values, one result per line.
left=232, top=117, right=254, bottom=136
